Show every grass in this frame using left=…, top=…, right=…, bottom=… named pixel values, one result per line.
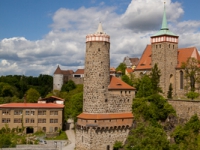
left=45, top=131, right=68, bottom=140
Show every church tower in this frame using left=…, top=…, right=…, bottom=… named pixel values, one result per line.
left=151, top=4, right=179, bottom=96
left=75, top=23, right=135, bottom=150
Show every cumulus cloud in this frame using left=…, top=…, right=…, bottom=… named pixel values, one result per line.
left=0, top=0, right=200, bottom=76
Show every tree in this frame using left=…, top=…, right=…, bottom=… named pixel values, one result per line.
left=167, top=83, right=173, bottom=99
left=121, top=75, right=133, bottom=86
left=136, top=75, right=153, bottom=98
left=186, top=91, right=199, bottom=100
left=113, top=141, right=123, bottom=150
left=116, top=63, right=126, bottom=75
left=181, top=57, right=200, bottom=92
left=26, top=88, right=40, bottom=103
left=150, top=63, right=162, bottom=94
left=61, top=80, right=76, bottom=92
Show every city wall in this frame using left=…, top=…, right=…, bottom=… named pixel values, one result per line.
left=168, top=100, right=200, bottom=121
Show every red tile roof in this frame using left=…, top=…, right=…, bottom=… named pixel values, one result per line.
left=0, top=103, right=64, bottom=109
left=77, top=113, right=133, bottom=120
left=135, top=45, right=152, bottom=70
left=108, top=76, right=135, bottom=90
left=126, top=68, right=133, bottom=73
left=177, top=47, right=200, bottom=68
left=110, top=67, right=116, bottom=72
left=135, top=45, right=200, bottom=70
left=54, top=65, right=74, bottom=75
left=74, top=69, right=84, bottom=74
left=129, top=58, right=139, bottom=66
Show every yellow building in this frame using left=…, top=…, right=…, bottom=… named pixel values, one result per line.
left=0, top=102, right=64, bottom=133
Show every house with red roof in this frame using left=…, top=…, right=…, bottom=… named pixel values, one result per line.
left=134, top=6, right=200, bottom=97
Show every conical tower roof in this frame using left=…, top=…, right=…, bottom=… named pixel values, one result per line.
left=54, top=65, right=63, bottom=74
left=152, top=4, right=177, bottom=37
left=96, top=22, right=106, bottom=34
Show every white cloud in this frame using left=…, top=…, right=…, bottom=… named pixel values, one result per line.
left=0, top=0, right=200, bottom=76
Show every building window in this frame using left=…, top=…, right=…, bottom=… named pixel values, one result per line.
left=38, top=110, right=46, bottom=115
left=180, top=71, right=184, bottom=89
left=2, top=109, right=10, bottom=115
left=14, top=110, right=22, bottom=115
left=50, top=119, right=58, bottom=123
left=26, top=111, right=30, bottom=115
left=30, top=119, right=34, bottom=123
left=25, top=118, right=29, bottom=123
left=14, top=118, right=22, bottom=123
left=38, top=119, right=46, bottom=123
left=30, top=111, right=35, bottom=115
left=50, top=111, right=58, bottom=115
left=2, top=118, right=10, bottom=123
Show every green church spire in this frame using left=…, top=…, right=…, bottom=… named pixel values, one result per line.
left=152, top=2, right=177, bottom=37
left=161, top=3, right=168, bottom=30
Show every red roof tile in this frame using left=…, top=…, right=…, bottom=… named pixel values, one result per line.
left=129, top=58, right=139, bottom=66
left=126, top=68, right=133, bottom=73
left=108, top=76, right=135, bottom=90
left=0, top=103, right=64, bottom=109
left=54, top=65, right=74, bottom=75
left=54, top=65, right=63, bottom=74
left=74, top=69, right=84, bottom=74
left=135, top=45, right=152, bottom=70
left=135, top=45, right=200, bottom=70
left=77, top=113, right=133, bottom=120
left=177, top=47, right=200, bottom=68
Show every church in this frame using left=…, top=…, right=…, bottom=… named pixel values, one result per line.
left=134, top=5, right=200, bottom=98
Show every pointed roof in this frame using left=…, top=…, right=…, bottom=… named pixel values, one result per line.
left=54, top=65, right=63, bottom=74
left=96, top=22, right=106, bottom=34
left=108, top=76, right=135, bottom=90
left=152, top=4, right=177, bottom=37
left=135, top=45, right=200, bottom=70
left=135, top=45, right=152, bottom=70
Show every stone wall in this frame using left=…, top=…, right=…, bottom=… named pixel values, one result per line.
left=168, top=100, right=200, bottom=121
left=152, top=42, right=178, bottom=97
left=76, top=127, right=130, bottom=150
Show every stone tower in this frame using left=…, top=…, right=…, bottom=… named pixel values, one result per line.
left=151, top=5, right=179, bottom=96
left=53, top=65, right=63, bottom=91
left=75, top=23, right=135, bottom=150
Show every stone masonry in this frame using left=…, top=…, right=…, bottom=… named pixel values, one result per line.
left=75, top=23, right=135, bottom=150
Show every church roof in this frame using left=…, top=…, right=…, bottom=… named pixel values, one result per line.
left=135, top=46, right=200, bottom=70
left=152, top=4, right=177, bottom=37
left=108, top=76, right=135, bottom=90
left=135, top=45, right=152, bottom=70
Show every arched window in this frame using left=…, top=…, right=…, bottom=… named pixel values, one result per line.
left=107, top=145, right=110, bottom=150
left=180, top=71, right=184, bottom=89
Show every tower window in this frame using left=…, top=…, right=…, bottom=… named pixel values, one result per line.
left=94, top=120, right=96, bottom=123
left=169, top=44, right=170, bottom=48
left=173, top=45, right=175, bottom=49
left=105, top=99, right=107, bottom=102
left=159, top=44, right=161, bottom=48
left=98, top=48, right=100, bottom=52
left=156, top=45, right=157, bottom=49
left=180, top=71, right=184, bottom=89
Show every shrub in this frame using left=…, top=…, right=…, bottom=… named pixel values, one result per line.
left=186, top=91, right=199, bottom=100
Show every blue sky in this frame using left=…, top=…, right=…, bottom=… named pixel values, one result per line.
left=0, top=0, right=200, bottom=76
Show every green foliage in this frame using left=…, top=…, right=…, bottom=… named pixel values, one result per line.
left=150, top=63, right=162, bottom=94
left=0, top=74, right=53, bottom=99
left=136, top=75, right=153, bottom=98
left=26, top=88, right=40, bottom=103
left=45, top=130, right=68, bottom=140
left=133, top=94, right=175, bottom=122
left=167, top=83, right=173, bottom=99
left=63, top=84, right=83, bottom=121
left=113, top=141, right=123, bottom=150
left=61, top=80, right=76, bottom=92
left=171, top=115, right=200, bottom=149
left=181, top=57, right=200, bottom=92
left=121, top=75, right=133, bottom=86
left=125, top=123, right=169, bottom=150
left=116, top=63, right=126, bottom=75
left=186, top=91, right=199, bottom=100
